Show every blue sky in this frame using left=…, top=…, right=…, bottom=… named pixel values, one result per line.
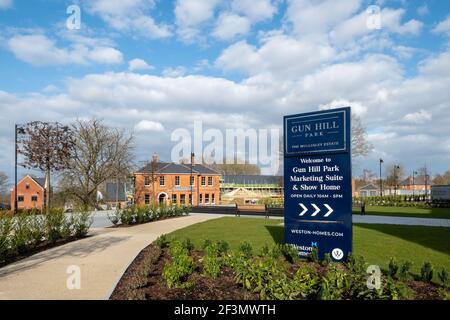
left=1, top=0, right=450, bottom=183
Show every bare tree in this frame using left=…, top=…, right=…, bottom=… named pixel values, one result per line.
left=60, top=119, right=134, bottom=210
left=385, top=163, right=405, bottom=189
left=18, top=122, right=74, bottom=213
left=351, top=114, right=373, bottom=158
left=0, top=172, right=8, bottom=194
left=434, top=170, right=450, bottom=185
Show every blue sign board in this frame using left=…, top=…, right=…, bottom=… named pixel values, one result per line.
left=283, top=107, right=352, bottom=261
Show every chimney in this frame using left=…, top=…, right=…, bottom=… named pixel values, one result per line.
left=152, top=152, right=158, bottom=163
left=191, top=152, right=195, bottom=166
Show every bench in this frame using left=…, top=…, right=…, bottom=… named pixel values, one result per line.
left=235, top=204, right=269, bottom=218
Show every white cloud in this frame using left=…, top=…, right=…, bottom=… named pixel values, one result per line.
left=418, top=51, right=450, bottom=77
left=135, top=120, right=165, bottom=132
left=85, top=0, right=171, bottom=39
left=417, top=4, right=429, bottom=16
left=162, top=66, right=187, bottom=77
left=175, top=0, right=222, bottom=42
left=0, top=0, right=12, bottom=9
left=216, top=35, right=335, bottom=80
left=433, top=15, right=450, bottom=36
left=212, top=13, right=251, bottom=40
left=402, top=110, right=432, bottom=124
left=285, top=0, right=362, bottom=37
left=7, top=34, right=123, bottom=66
left=128, top=58, right=154, bottom=71
left=319, top=99, right=368, bottom=117
left=231, top=0, right=277, bottom=22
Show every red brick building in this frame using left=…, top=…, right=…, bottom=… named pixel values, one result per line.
left=134, top=154, right=221, bottom=206
left=10, top=175, right=46, bottom=211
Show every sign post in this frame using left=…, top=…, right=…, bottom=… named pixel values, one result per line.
left=283, top=107, right=352, bottom=261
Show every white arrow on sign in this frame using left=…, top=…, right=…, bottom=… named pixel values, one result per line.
left=299, top=203, right=308, bottom=216
left=311, top=203, right=320, bottom=216
left=324, top=204, right=334, bottom=217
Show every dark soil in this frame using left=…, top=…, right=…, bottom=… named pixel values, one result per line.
left=110, top=244, right=448, bottom=300
left=0, top=235, right=90, bottom=268
left=111, top=245, right=257, bottom=300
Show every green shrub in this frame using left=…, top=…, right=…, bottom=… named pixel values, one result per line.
left=163, top=241, right=194, bottom=288
left=293, top=264, right=320, bottom=299
left=28, top=214, right=45, bottom=248
left=12, top=213, right=33, bottom=254
left=234, top=256, right=297, bottom=300
left=398, top=261, right=413, bottom=281
left=420, top=261, right=434, bottom=282
left=388, top=257, right=399, bottom=278
left=308, top=247, right=319, bottom=263
left=45, top=208, right=66, bottom=243
left=0, top=214, right=12, bottom=260
left=72, top=210, right=93, bottom=238
left=379, top=277, right=413, bottom=300
left=155, top=234, right=170, bottom=248
left=322, top=253, right=332, bottom=267
left=203, top=243, right=221, bottom=278
left=120, top=208, right=134, bottom=225
left=318, top=266, right=350, bottom=300
left=280, top=244, right=299, bottom=263
left=202, top=239, right=212, bottom=250
left=238, top=241, right=253, bottom=259
left=438, top=269, right=449, bottom=288
left=346, top=253, right=366, bottom=274
left=107, top=209, right=121, bottom=225
left=217, top=240, right=229, bottom=255
left=182, top=238, right=194, bottom=251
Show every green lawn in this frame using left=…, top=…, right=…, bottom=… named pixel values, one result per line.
left=168, top=217, right=450, bottom=282
left=352, top=205, right=450, bottom=219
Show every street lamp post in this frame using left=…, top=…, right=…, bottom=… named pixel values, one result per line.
left=14, top=124, right=25, bottom=215
left=394, top=165, right=400, bottom=196
left=379, top=158, right=384, bottom=197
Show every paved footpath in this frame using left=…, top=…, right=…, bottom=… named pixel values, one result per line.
left=0, top=214, right=221, bottom=300
left=353, top=215, right=450, bottom=227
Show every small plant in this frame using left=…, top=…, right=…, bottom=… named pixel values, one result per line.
left=438, top=269, right=449, bottom=288
left=45, top=208, right=66, bottom=244
left=217, top=240, right=229, bottom=255
left=398, top=261, right=412, bottom=281
left=293, top=264, right=320, bottom=299
left=182, top=238, right=194, bottom=251
left=107, top=209, right=121, bottom=225
left=155, top=234, right=170, bottom=249
left=318, top=266, right=350, bottom=300
left=238, top=241, right=253, bottom=259
left=202, top=239, right=212, bottom=250
left=162, top=240, right=194, bottom=288
left=203, top=243, right=221, bottom=278
left=322, top=253, right=332, bottom=267
left=388, top=257, right=399, bottom=278
left=72, top=210, right=93, bottom=238
left=346, top=253, right=366, bottom=274
left=0, top=214, right=12, bottom=261
left=280, top=244, right=299, bottom=263
left=308, top=247, right=319, bottom=263
left=420, top=261, right=434, bottom=282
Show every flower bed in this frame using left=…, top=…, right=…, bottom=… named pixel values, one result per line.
left=110, top=238, right=450, bottom=300
left=107, top=204, right=191, bottom=227
left=0, top=209, right=92, bottom=267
